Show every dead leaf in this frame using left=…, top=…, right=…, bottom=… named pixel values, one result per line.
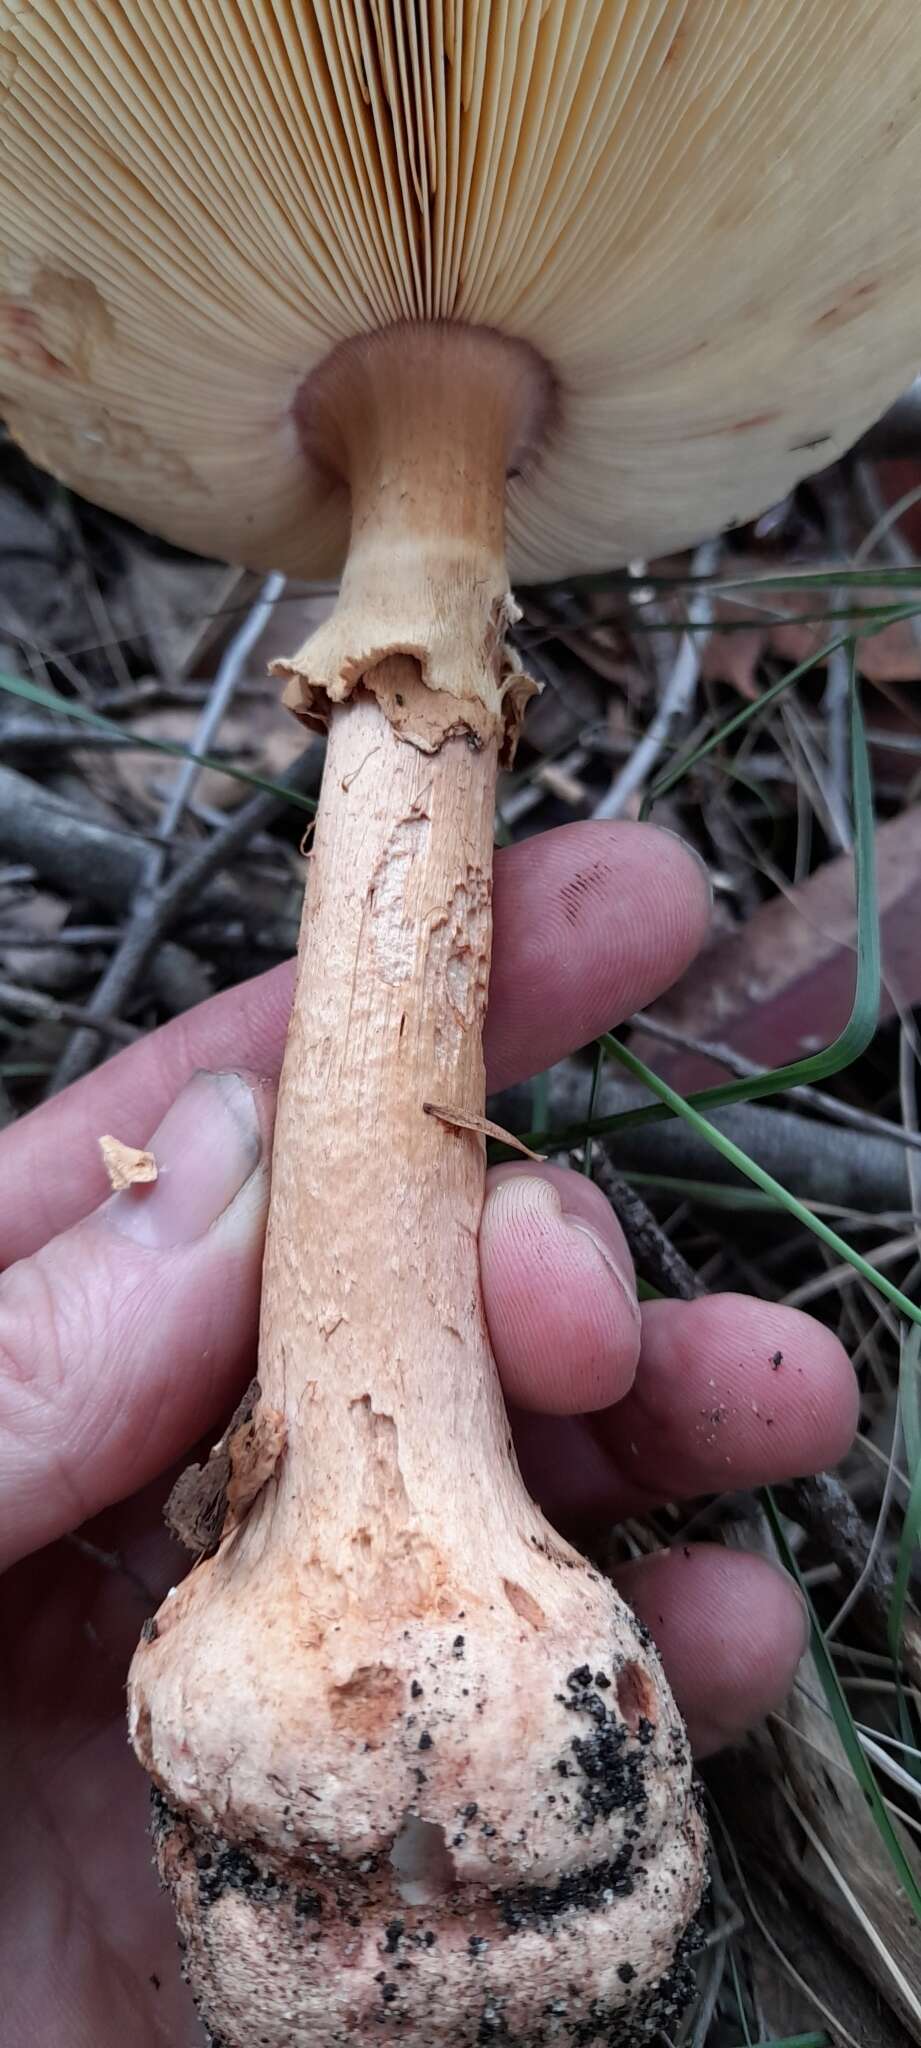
left=700, top=553, right=921, bottom=699
left=423, top=1101, right=546, bottom=1160
left=635, top=806, right=921, bottom=1090
left=767, top=1668, right=921, bottom=2040
left=715, top=1516, right=921, bottom=2045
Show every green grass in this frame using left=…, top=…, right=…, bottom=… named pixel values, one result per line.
left=736, top=2036, right=828, bottom=2048
left=0, top=669, right=317, bottom=811
left=598, top=1033, right=920, bottom=1327
left=580, top=1038, right=605, bottom=1179
left=890, top=1326, right=921, bottom=1770
left=764, top=1488, right=921, bottom=1923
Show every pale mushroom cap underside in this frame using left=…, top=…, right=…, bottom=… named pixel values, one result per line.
left=1, top=0, right=919, bottom=580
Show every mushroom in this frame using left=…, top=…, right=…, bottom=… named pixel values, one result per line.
left=3, top=5, right=920, bottom=2044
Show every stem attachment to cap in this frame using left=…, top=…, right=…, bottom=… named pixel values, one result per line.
left=278, top=323, right=553, bottom=759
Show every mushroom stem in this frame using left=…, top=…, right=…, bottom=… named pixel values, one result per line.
left=262, top=675, right=505, bottom=1558
left=129, top=326, right=705, bottom=2048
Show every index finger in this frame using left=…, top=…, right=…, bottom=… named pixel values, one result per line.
left=0, top=820, right=708, bottom=1266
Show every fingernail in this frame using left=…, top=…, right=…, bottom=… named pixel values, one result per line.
left=108, top=1071, right=262, bottom=1249
left=561, top=1212, right=639, bottom=1319
left=656, top=826, right=713, bottom=907
left=487, top=1172, right=638, bottom=1320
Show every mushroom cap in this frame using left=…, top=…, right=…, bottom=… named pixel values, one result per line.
left=1, top=1, right=919, bottom=580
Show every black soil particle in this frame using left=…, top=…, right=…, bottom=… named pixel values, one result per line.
left=152, top=1748, right=703, bottom=2047
left=568, top=1917, right=703, bottom=2048
left=560, top=1667, right=650, bottom=1835
left=151, top=1790, right=321, bottom=1925
left=477, top=2009, right=510, bottom=2042
left=195, top=1839, right=277, bottom=1912
left=474, top=1915, right=702, bottom=2048
left=495, top=1667, right=656, bottom=1932
left=497, top=1845, right=637, bottom=1932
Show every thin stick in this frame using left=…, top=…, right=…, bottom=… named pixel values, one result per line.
left=593, top=539, right=719, bottom=819
left=48, top=574, right=287, bottom=1092
left=44, top=740, right=318, bottom=1095
left=589, top=1150, right=702, bottom=1302
left=823, top=1419, right=901, bottom=1643
left=158, top=571, right=285, bottom=842
left=0, top=977, right=139, bottom=1044
left=588, top=1121, right=908, bottom=1659
left=632, top=1010, right=921, bottom=1161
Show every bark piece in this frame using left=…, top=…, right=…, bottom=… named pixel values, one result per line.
left=164, top=1380, right=286, bottom=1558
left=0, top=762, right=149, bottom=910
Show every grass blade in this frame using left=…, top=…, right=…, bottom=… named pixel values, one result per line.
left=764, top=1489, right=921, bottom=1923
left=596, top=1034, right=920, bottom=1326
left=527, top=563, right=921, bottom=597
left=731, top=2036, right=827, bottom=2048
left=581, top=1040, right=605, bottom=1178
left=642, top=634, right=854, bottom=810
left=889, top=1328, right=921, bottom=1703
left=0, top=670, right=317, bottom=813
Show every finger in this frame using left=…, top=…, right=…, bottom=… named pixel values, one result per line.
left=482, top=822, right=710, bottom=1099
left=0, top=1106, right=643, bottom=1562
left=0, top=1071, right=271, bottom=1569
left=615, top=1545, right=809, bottom=1756
left=0, top=821, right=709, bottom=1265
left=595, top=1296, right=858, bottom=1515
left=480, top=1164, right=641, bottom=1412
left=511, top=1296, right=857, bottom=1526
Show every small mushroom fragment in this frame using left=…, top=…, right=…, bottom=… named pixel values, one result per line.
left=3, top=6, right=921, bottom=2045
left=99, top=1135, right=158, bottom=1192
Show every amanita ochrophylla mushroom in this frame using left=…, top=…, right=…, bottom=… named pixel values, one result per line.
left=3, top=5, right=921, bottom=2043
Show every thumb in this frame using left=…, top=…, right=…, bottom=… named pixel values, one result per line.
left=0, top=1070, right=273, bottom=1569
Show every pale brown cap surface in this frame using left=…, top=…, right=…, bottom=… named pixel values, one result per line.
left=1, top=1, right=920, bottom=578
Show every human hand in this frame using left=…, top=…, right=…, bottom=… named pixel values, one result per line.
left=0, top=821, right=855, bottom=2046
